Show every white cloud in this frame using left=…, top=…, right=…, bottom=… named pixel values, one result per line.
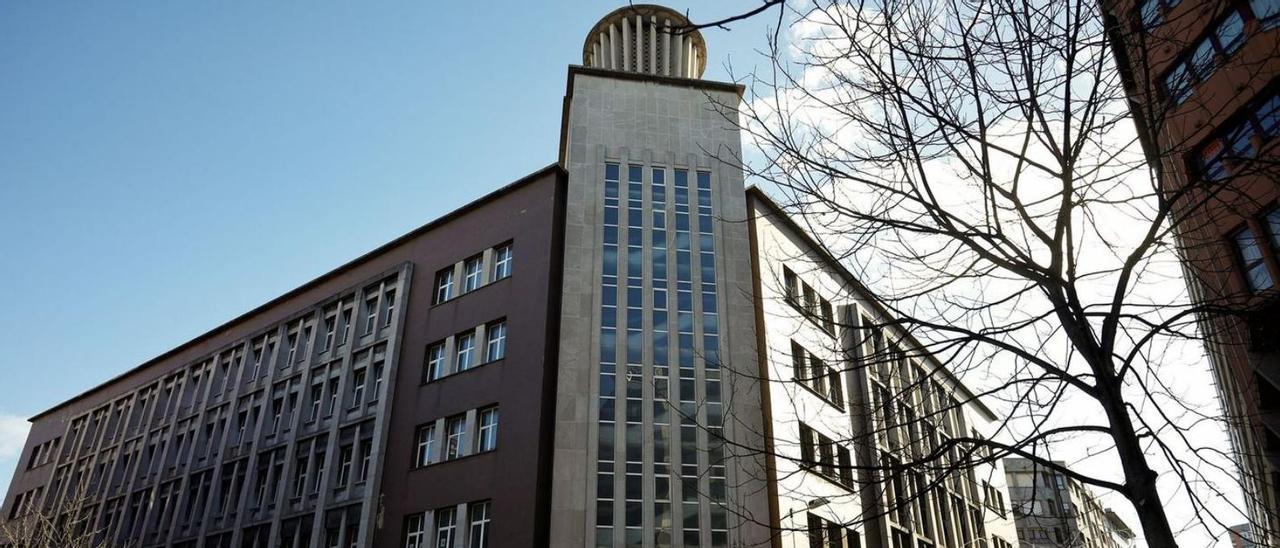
left=0, top=413, right=31, bottom=500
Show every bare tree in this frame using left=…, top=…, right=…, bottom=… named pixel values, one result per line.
left=0, top=492, right=108, bottom=548
left=670, top=0, right=1278, bottom=545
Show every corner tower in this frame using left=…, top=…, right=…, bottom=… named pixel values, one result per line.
left=551, top=5, right=769, bottom=547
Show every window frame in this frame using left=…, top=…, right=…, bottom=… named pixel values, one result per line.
left=463, top=255, right=484, bottom=293
left=477, top=407, right=499, bottom=453
left=492, top=243, right=513, bottom=281
left=434, top=268, right=455, bottom=305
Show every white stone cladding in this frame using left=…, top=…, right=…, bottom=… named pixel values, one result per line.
left=550, top=68, right=769, bottom=547
left=747, top=192, right=1019, bottom=548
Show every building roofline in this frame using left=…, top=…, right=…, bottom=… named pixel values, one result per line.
left=745, top=186, right=998, bottom=421
left=566, top=64, right=745, bottom=97
left=30, top=163, right=565, bottom=423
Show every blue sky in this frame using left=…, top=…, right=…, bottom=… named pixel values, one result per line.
left=0, top=1, right=774, bottom=496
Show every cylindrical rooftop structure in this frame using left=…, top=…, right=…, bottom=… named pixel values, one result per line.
left=582, top=4, right=707, bottom=79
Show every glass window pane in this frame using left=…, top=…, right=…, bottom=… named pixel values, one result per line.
left=1164, top=63, right=1191, bottom=104
left=1257, top=92, right=1280, bottom=138
left=1250, top=0, right=1280, bottom=28
left=1216, top=11, right=1245, bottom=54
left=1235, top=229, right=1274, bottom=292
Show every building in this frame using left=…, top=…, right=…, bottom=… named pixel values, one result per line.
left=1101, top=0, right=1280, bottom=539
left=1, top=5, right=1014, bottom=548
left=1231, top=522, right=1257, bottom=548
left=1003, top=458, right=1133, bottom=548
left=747, top=189, right=1019, bottom=548
left=2, top=166, right=565, bottom=548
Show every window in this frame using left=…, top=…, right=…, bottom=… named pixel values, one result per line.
left=463, top=256, right=484, bottom=292
left=309, top=384, right=323, bottom=421
left=477, top=408, right=499, bottom=452
left=492, top=243, right=513, bottom=281
left=1252, top=0, right=1280, bottom=27
left=363, top=296, right=378, bottom=335
left=1266, top=208, right=1280, bottom=252
left=791, top=340, right=843, bottom=408
left=359, top=442, right=372, bottom=481
left=807, top=513, right=858, bottom=548
left=455, top=333, right=476, bottom=372
left=405, top=514, right=426, bottom=548
left=434, top=268, right=455, bottom=305
left=338, top=309, right=352, bottom=345
left=820, top=299, right=835, bottom=335
left=286, top=333, right=298, bottom=364
left=1235, top=227, right=1274, bottom=292
left=1162, top=10, right=1247, bottom=105
left=435, top=507, right=457, bottom=548
left=485, top=321, right=507, bottom=362
left=414, top=424, right=436, bottom=467
left=351, top=369, right=367, bottom=407
left=802, top=283, right=817, bottom=315
left=336, top=445, right=353, bottom=487
left=1194, top=87, right=1280, bottom=181
left=327, top=380, right=340, bottom=416
left=783, top=267, right=799, bottom=304
left=384, top=289, right=397, bottom=326
left=425, top=342, right=447, bottom=382
left=293, top=457, right=309, bottom=498
left=468, top=501, right=491, bottom=548
left=445, top=416, right=466, bottom=460
left=322, top=316, right=336, bottom=352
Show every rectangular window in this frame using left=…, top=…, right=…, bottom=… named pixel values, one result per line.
left=338, top=309, right=352, bottom=345
left=445, top=416, right=466, bottom=460
left=293, top=456, right=309, bottom=499
left=455, top=333, right=476, bottom=372
left=1253, top=0, right=1280, bottom=27
left=351, top=369, right=367, bottom=407
left=791, top=341, right=806, bottom=382
left=435, top=507, right=457, bottom=548
left=414, top=424, right=435, bottom=467
left=364, top=296, right=379, bottom=335
left=492, top=243, right=513, bottom=280
left=485, top=321, right=507, bottom=362
left=405, top=513, right=426, bottom=548
left=783, top=267, right=798, bottom=304
left=322, top=316, right=336, bottom=351
left=383, top=289, right=396, bottom=326
left=477, top=407, right=499, bottom=452
left=310, top=384, right=323, bottom=421
left=463, top=256, right=484, bottom=292
left=358, top=442, right=372, bottom=482
left=1163, top=10, right=1247, bottom=105
left=1235, top=228, right=1274, bottom=292
left=468, top=501, right=491, bottom=548
left=820, top=299, right=835, bottom=334
left=425, top=342, right=447, bottom=381
left=336, top=445, right=353, bottom=487
left=286, top=333, right=298, bottom=364
left=434, top=268, right=455, bottom=305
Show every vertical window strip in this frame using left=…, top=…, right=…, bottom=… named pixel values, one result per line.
left=598, top=163, right=621, bottom=539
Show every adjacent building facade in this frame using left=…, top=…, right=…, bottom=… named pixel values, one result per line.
left=1003, top=458, right=1133, bottom=548
left=1, top=5, right=1014, bottom=548
left=748, top=190, right=1019, bottom=548
left=1102, top=0, right=1280, bottom=540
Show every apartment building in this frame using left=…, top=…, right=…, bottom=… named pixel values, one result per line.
left=1003, top=458, right=1133, bottom=548
left=747, top=189, right=1019, bottom=548
left=1102, top=0, right=1280, bottom=538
